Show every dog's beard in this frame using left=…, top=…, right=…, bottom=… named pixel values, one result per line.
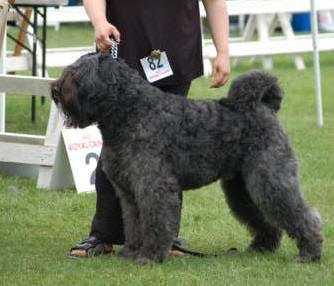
left=63, top=113, right=80, bottom=128
left=65, top=117, right=91, bottom=128
left=61, top=104, right=91, bottom=128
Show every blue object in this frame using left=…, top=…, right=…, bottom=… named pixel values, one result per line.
left=68, top=0, right=78, bottom=6
left=292, top=13, right=311, bottom=32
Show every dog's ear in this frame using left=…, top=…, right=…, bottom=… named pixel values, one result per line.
left=98, top=54, right=117, bottom=85
left=59, top=72, right=82, bottom=127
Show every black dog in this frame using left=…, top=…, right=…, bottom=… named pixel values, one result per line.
left=51, top=53, right=323, bottom=264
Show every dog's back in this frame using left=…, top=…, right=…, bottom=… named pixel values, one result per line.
left=161, top=71, right=286, bottom=190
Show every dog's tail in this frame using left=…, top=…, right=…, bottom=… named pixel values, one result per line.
left=227, top=70, right=283, bottom=112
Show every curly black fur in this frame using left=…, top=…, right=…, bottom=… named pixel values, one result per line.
left=51, top=53, right=323, bottom=264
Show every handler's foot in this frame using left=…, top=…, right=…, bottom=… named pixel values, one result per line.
left=68, top=236, right=189, bottom=258
left=169, top=250, right=186, bottom=257
left=68, top=236, right=114, bottom=258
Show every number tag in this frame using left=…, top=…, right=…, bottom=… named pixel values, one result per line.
left=140, top=51, right=173, bottom=83
left=62, top=125, right=103, bottom=193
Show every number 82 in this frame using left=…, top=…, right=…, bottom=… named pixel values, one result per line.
left=147, top=56, right=163, bottom=71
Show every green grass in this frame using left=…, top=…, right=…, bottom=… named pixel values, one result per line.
left=1, top=24, right=334, bottom=286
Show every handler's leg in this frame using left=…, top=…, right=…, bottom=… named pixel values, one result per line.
left=90, top=161, right=125, bottom=244
left=69, top=161, right=125, bottom=258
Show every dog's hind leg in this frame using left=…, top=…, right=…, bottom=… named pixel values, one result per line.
left=134, top=176, right=181, bottom=265
left=222, top=173, right=282, bottom=252
left=243, top=152, right=323, bottom=262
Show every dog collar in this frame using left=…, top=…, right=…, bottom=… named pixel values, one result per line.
left=110, top=40, right=119, bottom=59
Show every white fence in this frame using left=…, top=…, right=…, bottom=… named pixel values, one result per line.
left=0, top=74, right=71, bottom=189
left=201, top=0, right=334, bottom=59
left=4, top=0, right=334, bottom=73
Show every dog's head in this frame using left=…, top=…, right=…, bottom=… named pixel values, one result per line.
left=51, top=52, right=123, bottom=128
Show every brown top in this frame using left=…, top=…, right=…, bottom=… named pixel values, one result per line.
left=106, top=0, right=203, bottom=86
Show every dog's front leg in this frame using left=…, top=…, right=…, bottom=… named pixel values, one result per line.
left=107, top=180, right=143, bottom=260
left=134, top=176, right=181, bottom=265
left=117, top=195, right=143, bottom=259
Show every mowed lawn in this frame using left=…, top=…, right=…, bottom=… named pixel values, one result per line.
left=0, top=24, right=334, bottom=286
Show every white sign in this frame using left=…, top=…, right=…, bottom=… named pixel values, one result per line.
left=62, top=125, right=103, bottom=193
left=140, top=51, right=173, bottom=83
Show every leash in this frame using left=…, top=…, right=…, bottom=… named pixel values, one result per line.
left=173, top=246, right=238, bottom=258
left=110, top=39, right=119, bottom=59
left=172, top=244, right=208, bottom=257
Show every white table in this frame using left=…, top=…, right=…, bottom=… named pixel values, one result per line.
left=9, top=0, right=68, bottom=121
left=0, top=0, right=68, bottom=129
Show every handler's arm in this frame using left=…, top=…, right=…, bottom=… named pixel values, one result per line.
left=83, top=0, right=120, bottom=52
left=202, top=0, right=230, bottom=87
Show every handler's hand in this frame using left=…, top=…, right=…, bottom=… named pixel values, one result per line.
left=211, top=52, right=230, bottom=88
left=94, top=20, right=121, bottom=53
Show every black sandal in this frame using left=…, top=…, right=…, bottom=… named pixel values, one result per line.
left=68, top=236, right=205, bottom=258
left=68, top=236, right=114, bottom=258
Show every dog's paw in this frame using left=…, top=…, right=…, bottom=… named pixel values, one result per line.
left=135, top=256, right=154, bottom=266
left=296, top=254, right=321, bottom=263
left=119, top=247, right=139, bottom=260
left=247, top=243, right=276, bottom=253
left=248, top=236, right=281, bottom=253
